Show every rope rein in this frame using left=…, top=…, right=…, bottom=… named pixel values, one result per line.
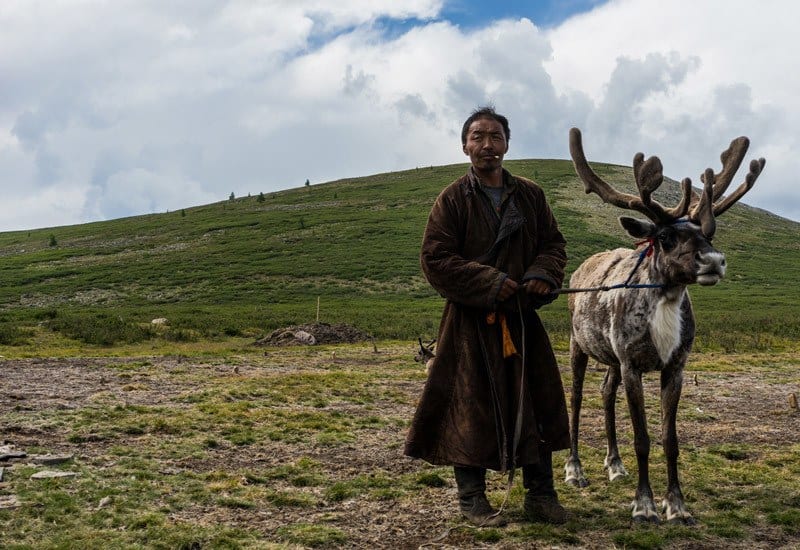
left=479, top=242, right=664, bottom=526
left=452, top=241, right=667, bottom=532
left=489, top=242, right=661, bottom=523
left=551, top=239, right=666, bottom=295
left=482, top=294, right=526, bottom=526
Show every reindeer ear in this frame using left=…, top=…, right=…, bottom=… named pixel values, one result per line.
left=619, top=216, right=655, bottom=238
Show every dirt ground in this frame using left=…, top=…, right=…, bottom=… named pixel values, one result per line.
left=1, top=349, right=798, bottom=548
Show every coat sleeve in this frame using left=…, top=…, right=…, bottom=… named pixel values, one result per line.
left=420, top=190, right=506, bottom=309
left=522, top=188, right=567, bottom=291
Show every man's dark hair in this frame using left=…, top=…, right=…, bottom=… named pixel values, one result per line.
left=461, top=106, right=510, bottom=146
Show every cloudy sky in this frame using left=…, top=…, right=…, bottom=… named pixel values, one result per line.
left=2, top=0, right=798, bottom=232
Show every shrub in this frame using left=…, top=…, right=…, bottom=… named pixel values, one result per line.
left=0, top=323, right=30, bottom=346
left=33, top=308, right=59, bottom=320
left=164, top=328, right=199, bottom=343
left=47, top=312, right=154, bottom=346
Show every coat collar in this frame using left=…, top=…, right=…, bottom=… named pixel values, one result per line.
left=466, top=166, right=517, bottom=194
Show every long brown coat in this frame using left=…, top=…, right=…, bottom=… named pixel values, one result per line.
left=404, top=167, right=570, bottom=471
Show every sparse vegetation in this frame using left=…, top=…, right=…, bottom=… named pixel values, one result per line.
left=43, top=310, right=155, bottom=346
left=0, top=344, right=798, bottom=547
left=0, top=160, right=798, bottom=546
left=0, top=160, right=796, bottom=351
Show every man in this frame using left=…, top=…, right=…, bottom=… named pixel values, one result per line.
left=404, top=107, right=570, bottom=527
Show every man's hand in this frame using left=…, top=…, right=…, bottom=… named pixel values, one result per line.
left=497, top=278, right=555, bottom=303
left=525, top=279, right=553, bottom=296
left=497, top=277, right=519, bottom=301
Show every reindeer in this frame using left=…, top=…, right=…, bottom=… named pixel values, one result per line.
left=414, top=337, right=436, bottom=375
left=563, top=128, right=765, bottom=524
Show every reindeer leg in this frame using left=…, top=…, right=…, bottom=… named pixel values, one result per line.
left=623, top=366, right=659, bottom=524
left=602, top=364, right=628, bottom=481
left=565, top=339, right=589, bottom=488
left=661, top=366, right=696, bottom=525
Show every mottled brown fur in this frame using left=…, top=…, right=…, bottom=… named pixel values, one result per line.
left=564, top=128, right=765, bottom=524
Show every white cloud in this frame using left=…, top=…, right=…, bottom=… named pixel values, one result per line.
left=0, top=0, right=797, bottom=231
left=85, top=168, right=218, bottom=221
left=544, top=0, right=797, bottom=220
left=4, top=183, right=89, bottom=232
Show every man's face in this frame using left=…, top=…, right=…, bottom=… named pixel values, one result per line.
left=462, top=117, right=509, bottom=171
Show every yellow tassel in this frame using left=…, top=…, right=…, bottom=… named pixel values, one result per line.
left=486, top=312, right=518, bottom=359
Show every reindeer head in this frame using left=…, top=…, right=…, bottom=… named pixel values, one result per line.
left=569, top=128, right=765, bottom=287
left=414, top=337, right=436, bottom=363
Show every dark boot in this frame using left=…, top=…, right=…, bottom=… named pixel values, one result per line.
left=522, top=451, right=567, bottom=524
left=454, top=466, right=507, bottom=527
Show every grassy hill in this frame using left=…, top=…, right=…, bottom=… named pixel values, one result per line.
left=1, top=159, right=798, bottom=351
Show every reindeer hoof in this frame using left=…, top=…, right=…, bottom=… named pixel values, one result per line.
left=632, top=499, right=660, bottom=525
left=609, top=469, right=627, bottom=482
left=564, top=461, right=589, bottom=488
left=565, top=476, right=589, bottom=488
left=662, top=496, right=696, bottom=525
left=604, top=457, right=628, bottom=482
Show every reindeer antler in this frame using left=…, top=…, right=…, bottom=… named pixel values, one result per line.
left=570, top=128, right=765, bottom=238
left=688, top=136, right=766, bottom=238
left=569, top=128, right=693, bottom=225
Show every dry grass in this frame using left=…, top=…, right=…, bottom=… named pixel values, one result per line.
left=0, top=343, right=799, bottom=548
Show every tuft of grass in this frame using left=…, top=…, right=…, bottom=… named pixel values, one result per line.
left=265, top=489, right=316, bottom=508
left=217, top=497, right=256, bottom=509
left=474, top=528, right=503, bottom=542
left=612, top=529, right=667, bottom=549
left=416, top=471, right=448, bottom=488
left=767, top=509, right=800, bottom=535
left=276, top=523, right=348, bottom=547
left=324, top=482, right=358, bottom=503
left=709, top=443, right=751, bottom=461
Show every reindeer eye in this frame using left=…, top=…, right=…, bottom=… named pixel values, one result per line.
left=658, top=231, right=677, bottom=251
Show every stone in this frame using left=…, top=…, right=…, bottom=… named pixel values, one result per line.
left=293, top=330, right=316, bottom=345
left=30, top=454, right=74, bottom=466
left=30, top=470, right=78, bottom=480
left=0, top=495, right=20, bottom=509
left=0, top=445, right=26, bottom=462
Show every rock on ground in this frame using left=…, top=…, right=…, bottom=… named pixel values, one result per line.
left=254, top=322, right=372, bottom=346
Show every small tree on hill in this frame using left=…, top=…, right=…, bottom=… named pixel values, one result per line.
left=229, top=192, right=235, bottom=201
left=257, top=192, right=266, bottom=203
left=305, top=179, right=310, bottom=187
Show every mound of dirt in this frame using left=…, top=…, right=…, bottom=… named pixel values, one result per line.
left=254, top=322, right=373, bottom=346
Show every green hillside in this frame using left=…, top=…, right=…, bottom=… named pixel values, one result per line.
left=1, top=159, right=798, bottom=351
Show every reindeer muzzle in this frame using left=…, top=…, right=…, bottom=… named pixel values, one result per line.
left=695, top=251, right=726, bottom=285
